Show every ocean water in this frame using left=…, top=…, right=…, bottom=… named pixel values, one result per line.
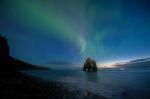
left=22, top=69, right=150, bottom=99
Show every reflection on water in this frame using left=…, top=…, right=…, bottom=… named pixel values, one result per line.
left=84, top=72, right=99, bottom=82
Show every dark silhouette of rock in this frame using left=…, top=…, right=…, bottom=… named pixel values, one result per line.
left=0, top=35, right=9, bottom=56
left=83, top=58, right=97, bottom=72
left=0, top=35, right=10, bottom=69
left=0, top=34, right=48, bottom=72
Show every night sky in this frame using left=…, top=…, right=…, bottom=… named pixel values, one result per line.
left=0, top=0, right=150, bottom=68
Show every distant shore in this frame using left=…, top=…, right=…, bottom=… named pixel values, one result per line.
left=0, top=71, right=106, bottom=99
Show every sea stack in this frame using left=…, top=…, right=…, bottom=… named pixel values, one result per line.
left=83, top=58, right=97, bottom=72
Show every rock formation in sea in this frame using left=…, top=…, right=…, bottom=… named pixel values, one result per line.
left=83, top=58, right=97, bottom=72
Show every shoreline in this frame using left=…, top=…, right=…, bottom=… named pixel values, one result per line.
left=0, top=72, right=106, bottom=99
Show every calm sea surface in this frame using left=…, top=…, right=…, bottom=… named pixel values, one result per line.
left=22, top=69, right=150, bottom=99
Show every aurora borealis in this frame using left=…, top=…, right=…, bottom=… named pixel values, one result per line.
left=0, top=0, right=150, bottom=67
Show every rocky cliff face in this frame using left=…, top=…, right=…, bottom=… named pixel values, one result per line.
left=0, top=35, right=9, bottom=55
left=0, top=35, right=10, bottom=67
left=83, top=58, right=97, bottom=72
left=0, top=35, right=48, bottom=72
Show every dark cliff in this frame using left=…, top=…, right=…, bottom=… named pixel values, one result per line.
left=0, top=35, right=48, bottom=72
